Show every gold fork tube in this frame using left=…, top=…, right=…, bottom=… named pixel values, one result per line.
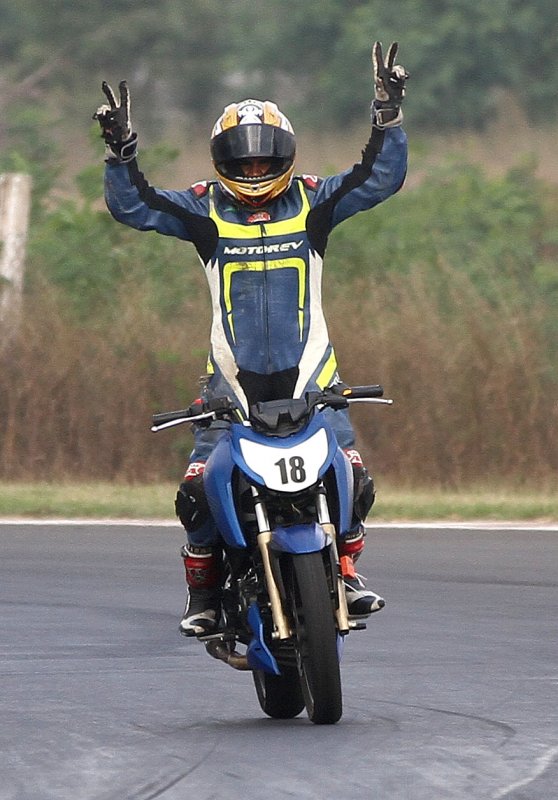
left=326, top=527, right=350, bottom=634
left=257, top=531, right=292, bottom=640
left=251, top=486, right=291, bottom=640
left=316, top=489, right=350, bottom=634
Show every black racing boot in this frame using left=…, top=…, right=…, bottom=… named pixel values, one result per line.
left=179, top=587, right=221, bottom=637
left=339, top=544, right=385, bottom=617
left=343, top=572, right=385, bottom=617
left=179, top=545, right=222, bottom=637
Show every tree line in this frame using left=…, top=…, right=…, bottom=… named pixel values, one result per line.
left=1, top=0, right=557, bottom=142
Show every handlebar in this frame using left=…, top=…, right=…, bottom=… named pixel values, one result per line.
left=151, top=396, right=238, bottom=432
left=151, top=385, right=392, bottom=432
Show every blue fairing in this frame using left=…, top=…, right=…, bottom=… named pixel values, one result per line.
left=203, top=410, right=355, bottom=548
left=331, top=445, right=354, bottom=536
left=229, top=411, right=339, bottom=485
left=246, top=603, right=280, bottom=674
left=270, top=523, right=329, bottom=554
left=203, top=434, right=247, bottom=548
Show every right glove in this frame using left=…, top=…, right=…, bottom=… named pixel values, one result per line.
left=93, top=80, right=138, bottom=163
left=372, top=41, right=409, bottom=129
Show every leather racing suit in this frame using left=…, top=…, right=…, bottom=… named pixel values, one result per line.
left=104, top=124, right=407, bottom=545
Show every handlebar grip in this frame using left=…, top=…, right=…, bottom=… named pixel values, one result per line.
left=152, top=408, right=193, bottom=426
left=341, top=384, right=384, bottom=399
left=152, top=396, right=235, bottom=429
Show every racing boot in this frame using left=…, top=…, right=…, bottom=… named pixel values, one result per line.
left=179, top=545, right=222, bottom=637
left=342, top=566, right=385, bottom=616
left=339, top=527, right=385, bottom=617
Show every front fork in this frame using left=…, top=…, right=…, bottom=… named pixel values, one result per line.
left=315, top=486, right=350, bottom=635
left=251, top=482, right=350, bottom=641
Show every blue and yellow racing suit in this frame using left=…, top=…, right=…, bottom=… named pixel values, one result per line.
left=105, top=124, right=406, bottom=545
left=104, top=125, right=407, bottom=451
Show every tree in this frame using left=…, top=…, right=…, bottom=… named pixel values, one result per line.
left=1, top=0, right=558, bottom=138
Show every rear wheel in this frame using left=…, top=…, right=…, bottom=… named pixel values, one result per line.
left=289, top=551, right=342, bottom=724
left=253, top=666, right=305, bottom=719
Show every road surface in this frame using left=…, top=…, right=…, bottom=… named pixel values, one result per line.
left=1, top=521, right=557, bottom=799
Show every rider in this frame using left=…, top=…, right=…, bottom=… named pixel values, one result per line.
left=95, top=42, right=408, bottom=636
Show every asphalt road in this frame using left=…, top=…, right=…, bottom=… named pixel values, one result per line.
left=1, top=521, right=558, bottom=800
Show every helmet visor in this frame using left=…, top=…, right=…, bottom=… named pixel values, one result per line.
left=211, top=124, right=295, bottom=172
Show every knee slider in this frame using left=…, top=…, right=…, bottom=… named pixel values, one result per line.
left=355, top=466, right=375, bottom=520
left=175, top=472, right=210, bottom=532
left=344, top=449, right=375, bottom=523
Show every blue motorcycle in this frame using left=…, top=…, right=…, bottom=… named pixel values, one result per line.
left=152, top=384, right=392, bottom=724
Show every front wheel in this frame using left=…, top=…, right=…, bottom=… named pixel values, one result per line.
left=288, top=551, right=342, bottom=724
left=253, top=666, right=305, bottom=719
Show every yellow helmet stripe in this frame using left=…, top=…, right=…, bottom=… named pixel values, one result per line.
left=263, top=101, right=281, bottom=126
left=219, top=103, right=239, bottom=131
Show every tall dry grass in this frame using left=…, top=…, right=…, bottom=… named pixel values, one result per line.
left=329, top=267, right=558, bottom=488
left=0, top=283, right=209, bottom=482
left=1, top=266, right=556, bottom=488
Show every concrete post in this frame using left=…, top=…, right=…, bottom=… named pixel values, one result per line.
left=0, top=173, right=32, bottom=327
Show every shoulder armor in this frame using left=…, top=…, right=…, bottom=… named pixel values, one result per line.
left=190, top=180, right=210, bottom=198
left=301, top=174, right=322, bottom=191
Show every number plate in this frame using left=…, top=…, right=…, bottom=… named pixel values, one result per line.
left=239, top=428, right=329, bottom=491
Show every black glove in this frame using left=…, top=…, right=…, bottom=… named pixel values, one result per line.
left=372, top=41, right=409, bottom=129
left=93, top=80, right=137, bottom=163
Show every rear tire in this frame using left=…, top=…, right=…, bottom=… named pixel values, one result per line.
left=253, top=667, right=305, bottom=719
left=289, top=551, right=342, bottom=724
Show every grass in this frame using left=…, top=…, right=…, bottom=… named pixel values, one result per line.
left=0, top=481, right=557, bottom=522
left=0, top=482, right=178, bottom=520
left=374, top=487, right=558, bottom=523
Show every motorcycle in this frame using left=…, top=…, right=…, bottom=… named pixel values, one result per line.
left=152, top=383, right=392, bottom=725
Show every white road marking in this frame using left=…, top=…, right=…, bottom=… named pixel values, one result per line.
left=0, top=519, right=557, bottom=530
left=492, top=744, right=558, bottom=799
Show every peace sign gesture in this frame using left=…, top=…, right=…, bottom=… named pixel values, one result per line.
left=94, top=80, right=132, bottom=145
left=372, top=42, right=409, bottom=129
left=93, top=80, right=137, bottom=163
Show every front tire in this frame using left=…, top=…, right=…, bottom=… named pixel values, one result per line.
left=253, top=666, right=305, bottom=719
left=289, top=551, right=342, bottom=724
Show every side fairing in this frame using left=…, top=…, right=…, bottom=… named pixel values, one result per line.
left=203, top=434, right=247, bottom=548
left=330, top=446, right=354, bottom=536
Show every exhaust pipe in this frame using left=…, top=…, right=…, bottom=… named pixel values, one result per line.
left=205, top=639, right=250, bottom=671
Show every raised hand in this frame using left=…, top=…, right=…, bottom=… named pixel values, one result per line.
left=372, top=42, right=409, bottom=128
left=93, top=80, right=137, bottom=162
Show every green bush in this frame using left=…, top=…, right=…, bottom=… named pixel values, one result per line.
left=27, top=142, right=202, bottom=324
left=326, top=159, right=558, bottom=341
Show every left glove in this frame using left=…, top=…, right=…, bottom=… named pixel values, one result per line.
left=372, top=41, right=409, bottom=129
left=93, top=80, right=138, bottom=163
